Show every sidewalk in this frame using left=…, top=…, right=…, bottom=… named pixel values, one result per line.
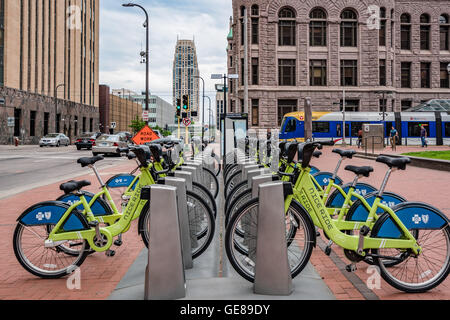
left=0, top=161, right=143, bottom=300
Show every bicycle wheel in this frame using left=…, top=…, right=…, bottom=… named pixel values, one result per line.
left=224, top=164, right=239, bottom=182
left=371, top=206, right=450, bottom=293
left=140, top=191, right=215, bottom=259
left=225, top=198, right=315, bottom=283
left=210, top=153, right=222, bottom=177
left=225, top=181, right=248, bottom=212
left=13, top=223, right=89, bottom=279
left=225, top=188, right=253, bottom=228
left=224, top=170, right=243, bottom=199
left=202, top=167, right=219, bottom=199
left=193, top=181, right=217, bottom=219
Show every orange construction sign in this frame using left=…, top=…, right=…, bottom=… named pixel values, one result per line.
left=132, top=125, right=160, bottom=145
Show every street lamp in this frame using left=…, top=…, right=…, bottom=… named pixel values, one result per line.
left=55, top=84, right=65, bottom=133
left=204, top=95, right=212, bottom=141
left=375, top=90, right=394, bottom=146
left=193, top=75, right=205, bottom=142
left=122, top=3, right=150, bottom=117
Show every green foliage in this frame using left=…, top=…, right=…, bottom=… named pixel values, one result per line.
left=151, top=125, right=172, bottom=137
left=129, top=116, right=146, bottom=134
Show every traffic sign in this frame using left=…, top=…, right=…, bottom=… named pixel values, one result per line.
left=132, top=125, right=160, bottom=145
left=183, top=118, right=191, bottom=127
left=142, top=111, right=150, bottom=121
left=7, top=117, right=14, bottom=127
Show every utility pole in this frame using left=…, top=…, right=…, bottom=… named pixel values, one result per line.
left=243, top=8, right=249, bottom=115
left=194, top=75, right=205, bottom=142
left=304, top=97, right=313, bottom=141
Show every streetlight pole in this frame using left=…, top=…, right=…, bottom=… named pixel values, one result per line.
left=122, top=3, right=150, bottom=117
left=55, top=84, right=65, bottom=133
left=193, top=75, right=205, bottom=142
left=205, top=95, right=212, bottom=141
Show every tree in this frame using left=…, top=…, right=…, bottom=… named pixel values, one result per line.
left=129, top=116, right=146, bottom=134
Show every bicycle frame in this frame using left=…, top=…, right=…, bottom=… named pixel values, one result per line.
left=47, top=165, right=156, bottom=252
left=288, top=167, right=421, bottom=255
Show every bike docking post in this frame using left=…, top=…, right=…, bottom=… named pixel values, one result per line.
left=159, top=177, right=193, bottom=270
left=244, top=174, right=280, bottom=254
left=173, top=171, right=199, bottom=249
left=142, top=185, right=186, bottom=300
left=242, top=164, right=261, bottom=181
left=183, top=161, right=205, bottom=184
left=179, top=166, right=200, bottom=184
left=253, top=181, right=293, bottom=296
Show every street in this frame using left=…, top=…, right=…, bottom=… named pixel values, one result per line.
left=0, top=145, right=127, bottom=200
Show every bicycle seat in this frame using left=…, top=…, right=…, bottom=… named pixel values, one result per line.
left=313, top=151, right=322, bottom=158
left=149, top=144, right=163, bottom=162
left=286, top=142, right=299, bottom=163
left=344, top=165, right=374, bottom=177
left=376, top=156, right=411, bottom=170
left=332, top=149, right=357, bottom=159
left=77, top=156, right=104, bottom=167
left=60, top=180, right=91, bottom=194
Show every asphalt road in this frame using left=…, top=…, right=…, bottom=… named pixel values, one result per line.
left=0, top=145, right=127, bottom=200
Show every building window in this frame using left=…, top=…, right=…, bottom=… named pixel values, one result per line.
left=440, top=14, right=450, bottom=50
left=56, top=114, right=61, bottom=133
left=310, top=60, right=327, bottom=86
left=309, top=8, right=327, bottom=46
left=44, top=112, right=49, bottom=136
left=400, top=13, right=411, bottom=50
left=340, top=9, right=358, bottom=47
left=340, top=60, right=358, bottom=86
left=420, top=14, right=431, bottom=50
left=340, top=100, right=359, bottom=112
left=251, top=5, right=259, bottom=45
left=441, top=62, right=450, bottom=88
left=30, top=111, right=36, bottom=137
left=401, top=62, right=411, bottom=88
left=229, top=56, right=233, bottom=67
left=252, top=58, right=259, bottom=85
left=391, top=9, right=395, bottom=48
left=379, top=7, right=387, bottom=46
left=379, top=59, right=386, bottom=86
left=278, top=7, right=296, bottom=46
left=379, top=99, right=387, bottom=112
left=421, top=62, right=431, bottom=88
left=89, top=118, right=93, bottom=132
left=401, top=100, right=412, bottom=111
left=82, top=117, right=86, bottom=133
left=279, top=59, right=296, bottom=86
left=251, top=99, right=259, bottom=126
left=277, top=99, right=297, bottom=126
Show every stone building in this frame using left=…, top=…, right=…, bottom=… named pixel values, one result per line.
left=99, top=85, right=142, bottom=134
left=227, top=0, right=450, bottom=129
left=0, top=0, right=100, bottom=144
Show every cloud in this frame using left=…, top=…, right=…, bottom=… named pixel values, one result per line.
left=99, top=0, right=232, bottom=118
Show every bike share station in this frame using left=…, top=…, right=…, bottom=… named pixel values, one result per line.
left=108, top=119, right=334, bottom=301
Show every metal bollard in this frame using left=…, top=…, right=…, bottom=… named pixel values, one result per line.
left=253, top=181, right=293, bottom=296
left=161, top=177, right=193, bottom=270
left=144, top=185, right=186, bottom=300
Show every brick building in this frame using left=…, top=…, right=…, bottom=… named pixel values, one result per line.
left=227, top=0, right=450, bottom=129
left=99, top=85, right=142, bottom=134
left=0, top=0, right=100, bottom=144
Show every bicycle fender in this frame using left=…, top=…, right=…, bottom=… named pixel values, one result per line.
left=346, top=191, right=407, bottom=222
left=17, top=201, right=90, bottom=232
left=372, top=202, right=449, bottom=239
left=310, top=166, right=320, bottom=175
left=57, top=192, right=113, bottom=216
left=137, top=201, right=150, bottom=235
left=326, top=183, right=378, bottom=209
left=106, top=174, right=137, bottom=189
left=312, top=172, right=343, bottom=188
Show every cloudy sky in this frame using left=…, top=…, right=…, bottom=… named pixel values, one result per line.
left=99, top=0, right=232, bottom=109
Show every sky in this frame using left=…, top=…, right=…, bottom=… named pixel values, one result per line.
left=99, top=0, right=233, bottom=115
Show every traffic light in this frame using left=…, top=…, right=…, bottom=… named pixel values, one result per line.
left=176, top=98, right=182, bottom=117
left=182, top=95, right=189, bottom=112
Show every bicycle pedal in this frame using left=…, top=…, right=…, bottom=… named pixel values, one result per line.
left=345, top=264, right=357, bottom=273
left=114, top=240, right=123, bottom=247
left=105, top=250, right=116, bottom=257
left=88, top=221, right=99, bottom=228
left=324, top=246, right=332, bottom=256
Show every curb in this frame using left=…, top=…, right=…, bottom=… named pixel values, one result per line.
left=355, top=152, right=450, bottom=172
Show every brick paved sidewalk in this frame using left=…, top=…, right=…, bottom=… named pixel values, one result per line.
left=308, top=147, right=450, bottom=300
left=0, top=161, right=144, bottom=300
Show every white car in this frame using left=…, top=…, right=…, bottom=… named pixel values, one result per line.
left=92, top=135, right=128, bottom=156
left=39, top=134, right=70, bottom=147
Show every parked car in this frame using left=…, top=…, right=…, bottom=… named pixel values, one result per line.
left=39, top=133, right=70, bottom=147
left=92, top=134, right=128, bottom=156
left=116, top=131, right=133, bottom=143
left=75, top=133, right=98, bottom=151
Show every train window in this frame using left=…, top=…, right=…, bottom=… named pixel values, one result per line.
left=312, top=122, right=329, bottom=133
left=336, top=123, right=350, bottom=137
left=351, top=122, right=365, bottom=137
left=285, top=118, right=297, bottom=133
left=408, top=122, right=429, bottom=137
left=445, top=123, right=450, bottom=137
